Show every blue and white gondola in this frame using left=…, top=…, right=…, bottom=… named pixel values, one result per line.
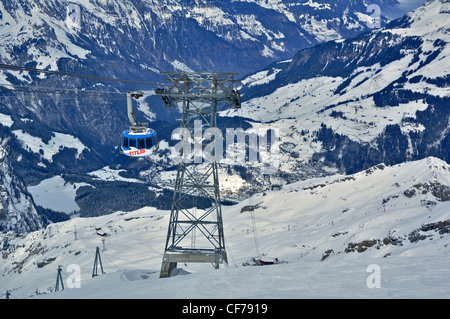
left=120, top=91, right=158, bottom=157
left=120, top=127, right=158, bottom=157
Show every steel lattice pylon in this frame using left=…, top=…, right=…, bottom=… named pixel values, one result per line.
left=156, top=72, right=241, bottom=278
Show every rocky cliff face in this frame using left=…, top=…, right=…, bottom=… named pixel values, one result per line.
left=0, top=143, right=43, bottom=233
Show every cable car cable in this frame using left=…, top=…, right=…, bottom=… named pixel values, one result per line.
left=0, top=62, right=169, bottom=87
left=0, top=83, right=126, bottom=96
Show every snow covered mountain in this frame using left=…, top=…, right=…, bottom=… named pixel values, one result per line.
left=225, top=0, right=449, bottom=181
left=0, top=0, right=400, bottom=156
left=1, top=156, right=449, bottom=298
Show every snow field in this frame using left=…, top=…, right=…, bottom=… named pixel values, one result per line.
left=12, top=130, right=88, bottom=163
left=2, top=157, right=449, bottom=299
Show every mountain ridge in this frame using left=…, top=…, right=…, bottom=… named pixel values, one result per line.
left=0, top=144, right=43, bottom=233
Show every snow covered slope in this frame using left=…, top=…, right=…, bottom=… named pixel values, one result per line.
left=1, top=157, right=449, bottom=298
left=0, top=0, right=401, bottom=156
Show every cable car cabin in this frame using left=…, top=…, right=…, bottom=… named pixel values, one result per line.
left=120, top=127, right=158, bottom=157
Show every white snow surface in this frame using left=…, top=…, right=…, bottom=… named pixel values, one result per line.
left=27, top=176, right=90, bottom=214
left=1, top=157, right=449, bottom=299
left=12, top=130, right=88, bottom=163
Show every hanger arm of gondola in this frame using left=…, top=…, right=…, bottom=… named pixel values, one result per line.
left=127, top=91, right=144, bottom=127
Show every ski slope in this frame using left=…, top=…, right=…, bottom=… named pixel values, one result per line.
left=1, top=157, right=449, bottom=299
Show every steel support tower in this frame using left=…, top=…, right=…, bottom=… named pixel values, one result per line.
left=156, top=72, right=241, bottom=278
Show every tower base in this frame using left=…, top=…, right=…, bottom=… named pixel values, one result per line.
left=159, top=250, right=227, bottom=278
